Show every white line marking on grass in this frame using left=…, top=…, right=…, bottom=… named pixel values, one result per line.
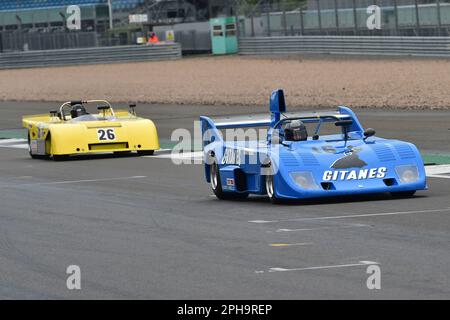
left=154, top=148, right=173, bottom=153
left=0, top=138, right=27, bottom=145
left=256, top=260, right=379, bottom=274
left=2, top=175, right=147, bottom=188
left=249, top=207, right=450, bottom=224
left=428, top=174, right=450, bottom=179
left=0, top=144, right=28, bottom=149
left=152, top=151, right=203, bottom=160
left=0, top=138, right=28, bottom=149
left=0, top=139, right=28, bottom=149
left=426, top=165, right=450, bottom=179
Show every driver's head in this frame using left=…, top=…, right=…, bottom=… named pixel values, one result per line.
left=70, top=105, right=88, bottom=119
left=284, top=120, right=308, bottom=141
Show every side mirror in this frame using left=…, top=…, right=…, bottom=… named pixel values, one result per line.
left=363, top=128, right=376, bottom=140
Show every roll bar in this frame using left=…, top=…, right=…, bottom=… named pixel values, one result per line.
left=59, top=100, right=115, bottom=120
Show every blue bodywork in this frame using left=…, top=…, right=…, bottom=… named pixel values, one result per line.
left=200, top=89, right=427, bottom=200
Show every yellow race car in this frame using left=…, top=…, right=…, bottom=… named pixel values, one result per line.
left=23, top=100, right=159, bottom=160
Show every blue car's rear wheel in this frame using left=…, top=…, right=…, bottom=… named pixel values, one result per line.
left=210, top=161, right=248, bottom=200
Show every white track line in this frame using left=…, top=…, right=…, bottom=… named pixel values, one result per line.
left=256, top=260, right=379, bottom=273
left=1, top=175, right=147, bottom=188
left=249, top=207, right=450, bottom=224
left=274, top=223, right=369, bottom=233
left=269, top=242, right=313, bottom=247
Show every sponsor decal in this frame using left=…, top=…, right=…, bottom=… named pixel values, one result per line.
left=331, top=147, right=367, bottom=169
left=222, top=148, right=242, bottom=165
left=226, top=178, right=235, bottom=186
left=324, top=146, right=387, bottom=181
left=323, top=167, right=387, bottom=181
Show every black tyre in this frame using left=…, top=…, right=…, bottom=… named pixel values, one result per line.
left=53, top=155, right=69, bottom=161
left=114, top=151, right=132, bottom=156
left=209, top=161, right=248, bottom=200
left=138, top=150, right=154, bottom=156
left=390, top=190, right=416, bottom=198
left=265, top=173, right=283, bottom=204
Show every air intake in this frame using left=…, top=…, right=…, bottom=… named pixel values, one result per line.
left=394, top=144, right=416, bottom=160
left=298, top=153, right=320, bottom=166
left=279, top=153, right=298, bottom=167
left=371, top=144, right=396, bottom=162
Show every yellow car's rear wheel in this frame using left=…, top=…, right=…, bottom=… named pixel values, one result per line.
left=27, top=133, right=48, bottom=159
left=114, top=151, right=132, bottom=156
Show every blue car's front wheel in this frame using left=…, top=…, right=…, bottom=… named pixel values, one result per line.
left=265, top=173, right=283, bottom=204
left=390, top=191, right=416, bottom=198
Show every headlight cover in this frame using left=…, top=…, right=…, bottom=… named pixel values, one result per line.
left=289, top=171, right=320, bottom=190
left=395, top=165, right=419, bottom=184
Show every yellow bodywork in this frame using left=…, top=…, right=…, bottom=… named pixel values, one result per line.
left=23, top=109, right=160, bottom=157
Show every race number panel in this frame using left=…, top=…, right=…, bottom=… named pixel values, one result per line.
left=97, top=128, right=116, bottom=141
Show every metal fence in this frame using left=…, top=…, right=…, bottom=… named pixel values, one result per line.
left=0, top=27, right=209, bottom=53
left=0, top=31, right=99, bottom=52
left=238, top=0, right=450, bottom=37
left=0, top=43, right=181, bottom=69
left=239, top=35, right=450, bottom=56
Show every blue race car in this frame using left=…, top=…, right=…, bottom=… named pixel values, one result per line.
left=200, top=89, right=427, bottom=203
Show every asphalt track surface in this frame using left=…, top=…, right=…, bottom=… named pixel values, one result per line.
left=0, top=101, right=449, bottom=299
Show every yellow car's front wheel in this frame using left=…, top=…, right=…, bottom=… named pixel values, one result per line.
left=53, top=155, right=69, bottom=161
left=137, top=150, right=154, bottom=156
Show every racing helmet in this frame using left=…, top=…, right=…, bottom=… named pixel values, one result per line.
left=284, top=120, right=308, bottom=142
left=70, top=105, right=88, bottom=119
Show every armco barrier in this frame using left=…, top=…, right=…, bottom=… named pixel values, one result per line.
left=239, top=36, right=450, bottom=57
left=0, top=43, right=182, bottom=69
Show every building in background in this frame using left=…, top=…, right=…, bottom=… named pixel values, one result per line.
left=0, top=0, right=238, bottom=52
left=2, top=1, right=449, bottom=53
left=0, top=0, right=236, bottom=33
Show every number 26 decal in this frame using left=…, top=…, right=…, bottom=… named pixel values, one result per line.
left=97, top=128, right=116, bottom=141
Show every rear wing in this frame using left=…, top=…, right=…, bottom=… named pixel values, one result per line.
left=22, top=114, right=53, bottom=128
left=200, top=89, right=366, bottom=147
